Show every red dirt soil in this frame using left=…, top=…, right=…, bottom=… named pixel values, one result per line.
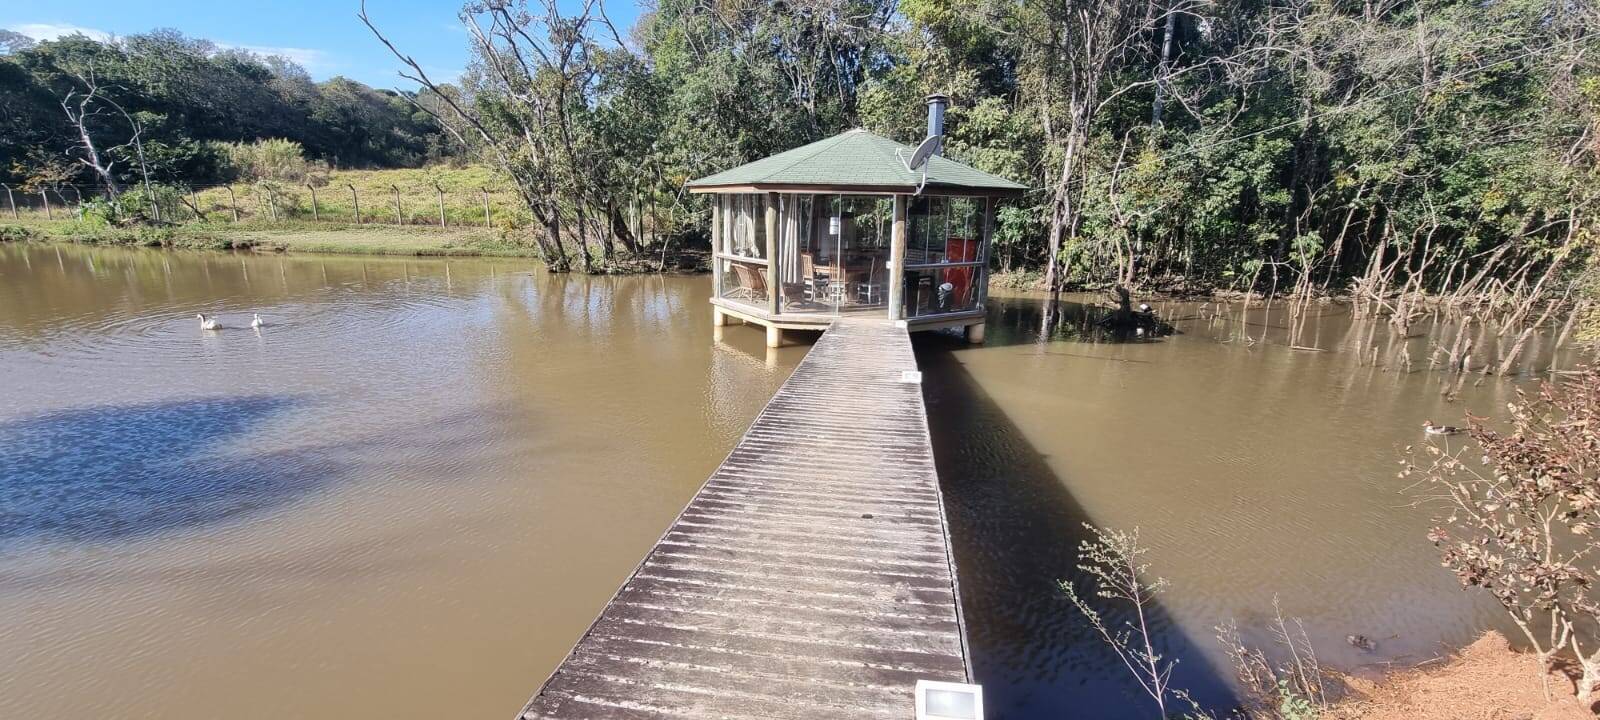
left=1329, top=632, right=1592, bottom=720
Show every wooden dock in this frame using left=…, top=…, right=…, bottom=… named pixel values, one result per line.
left=519, top=319, right=970, bottom=719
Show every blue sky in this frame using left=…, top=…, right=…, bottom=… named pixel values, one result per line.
left=2, top=0, right=643, bottom=88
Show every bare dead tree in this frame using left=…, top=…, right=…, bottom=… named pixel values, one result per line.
left=59, top=70, right=121, bottom=199
left=360, top=0, right=574, bottom=270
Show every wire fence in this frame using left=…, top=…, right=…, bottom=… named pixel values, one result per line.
left=0, top=179, right=526, bottom=229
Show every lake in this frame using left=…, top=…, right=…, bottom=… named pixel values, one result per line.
left=0, top=243, right=1579, bottom=718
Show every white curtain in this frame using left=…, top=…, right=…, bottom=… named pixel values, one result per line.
left=728, top=195, right=755, bottom=257
left=780, top=195, right=801, bottom=284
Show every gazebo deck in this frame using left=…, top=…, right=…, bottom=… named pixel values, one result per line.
left=519, top=319, right=970, bottom=719
left=712, top=296, right=985, bottom=332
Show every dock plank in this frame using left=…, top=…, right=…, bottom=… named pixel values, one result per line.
left=518, top=320, right=968, bottom=719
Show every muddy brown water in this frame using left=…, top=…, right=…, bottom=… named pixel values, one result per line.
left=0, top=243, right=1584, bottom=718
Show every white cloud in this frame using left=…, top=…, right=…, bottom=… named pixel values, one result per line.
left=6, top=22, right=338, bottom=77
left=227, top=44, right=333, bottom=72
left=7, top=22, right=112, bottom=43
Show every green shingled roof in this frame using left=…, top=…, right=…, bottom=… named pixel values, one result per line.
left=686, top=129, right=1027, bottom=194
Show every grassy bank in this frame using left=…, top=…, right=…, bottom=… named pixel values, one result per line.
left=188, top=165, right=531, bottom=227
left=0, top=219, right=545, bottom=258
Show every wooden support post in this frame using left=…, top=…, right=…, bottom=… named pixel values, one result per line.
left=348, top=184, right=360, bottom=224
left=979, top=196, right=995, bottom=312
left=765, top=192, right=779, bottom=316
left=391, top=185, right=402, bottom=225
left=888, top=194, right=907, bottom=321
left=765, top=324, right=783, bottom=348
left=2, top=185, right=16, bottom=219
left=710, top=197, right=723, bottom=299
left=435, top=182, right=446, bottom=227
left=481, top=188, right=491, bottom=229
left=41, top=191, right=52, bottom=220
left=713, top=307, right=728, bottom=327
left=264, top=185, right=278, bottom=221
left=308, top=184, right=319, bottom=221
left=226, top=186, right=239, bottom=222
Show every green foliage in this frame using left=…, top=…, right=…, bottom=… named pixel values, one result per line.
left=0, top=29, right=449, bottom=189
left=1275, top=681, right=1321, bottom=720
left=0, top=224, right=38, bottom=242
left=78, top=183, right=188, bottom=226
left=216, top=139, right=325, bottom=184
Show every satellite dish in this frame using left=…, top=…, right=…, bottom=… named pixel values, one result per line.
left=903, top=135, right=943, bottom=171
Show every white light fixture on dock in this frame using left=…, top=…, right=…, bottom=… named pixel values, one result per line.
left=915, top=679, right=983, bottom=720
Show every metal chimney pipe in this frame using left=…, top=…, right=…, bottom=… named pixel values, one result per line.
left=925, top=93, right=948, bottom=152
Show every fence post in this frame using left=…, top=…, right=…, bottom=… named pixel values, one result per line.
left=391, top=184, right=401, bottom=225
left=434, top=181, right=446, bottom=227
left=226, top=186, right=239, bottom=222
left=41, top=191, right=52, bottom=221
left=70, top=186, right=85, bottom=220
left=482, top=188, right=491, bottom=229
left=2, top=184, right=15, bottom=219
left=263, top=185, right=278, bottom=221
left=348, top=184, right=361, bottom=224
left=186, top=188, right=199, bottom=222
left=308, top=184, right=319, bottom=221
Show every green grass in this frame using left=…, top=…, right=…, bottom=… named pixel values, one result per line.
left=0, top=166, right=547, bottom=258
left=0, top=218, right=546, bottom=258
left=190, top=165, right=531, bottom=228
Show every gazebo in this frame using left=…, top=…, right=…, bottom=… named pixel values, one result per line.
left=687, top=95, right=1026, bottom=348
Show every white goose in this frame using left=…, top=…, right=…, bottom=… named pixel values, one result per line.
left=196, top=313, right=222, bottom=331
left=251, top=313, right=264, bottom=329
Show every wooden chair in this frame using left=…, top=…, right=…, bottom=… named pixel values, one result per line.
left=800, top=253, right=830, bottom=301
left=727, top=262, right=768, bottom=304
left=854, top=261, right=882, bottom=305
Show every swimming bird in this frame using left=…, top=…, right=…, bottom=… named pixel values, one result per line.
left=1423, top=421, right=1463, bottom=436
left=251, top=313, right=264, bottom=329
left=196, top=313, right=221, bottom=331
left=1347, top=634, right=1377, bottom=652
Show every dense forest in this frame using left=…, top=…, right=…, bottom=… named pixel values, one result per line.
left=364, top=0, right=1596, bottom=314
left=0, top=29, right=447, bottom=191
left=2, top=0, right=1595, bottom=311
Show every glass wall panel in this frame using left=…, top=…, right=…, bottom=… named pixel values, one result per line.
left=718, top=257, right=769, bottom=309
left=767, top=193, right=893, bottom=317
left=902, top=264, right=981, bottom=318
left=903, top=195, right=987, bottom=318
left=723, top=194, right=767, bottom=259
left=907, top=196, right=983, bottom=265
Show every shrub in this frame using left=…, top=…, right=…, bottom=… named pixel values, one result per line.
left=1065, top=526, right=1336, bottom=720
left=1060, top=524, right=1207, bottom=718
left=216, top=139, right=327, bottom=184
left=81, top=184, right=190, bottom=226
left=1409, top=370, right=1600, bottom=705
left=0, top=224, right=38, bottom=242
